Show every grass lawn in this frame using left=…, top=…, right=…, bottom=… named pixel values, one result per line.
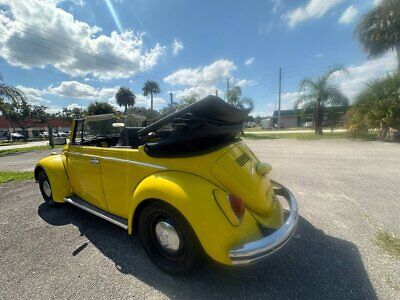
left=0, top=141, right=27, bottom=146
left=242, top=132, right=377, bottom=140
left=245, top=127, right=308, bottom=132
left=0, top=145, right=62, bottom=157
left=0, top=171, right=34, bottom=184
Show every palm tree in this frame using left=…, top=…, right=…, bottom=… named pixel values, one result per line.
left=356, top=0, right=400, bottom=72
left=227, top=86, right=254, bottom=111
left=115, top=87, right=135, bottom=114
left=0, top=73, right=26, bottom=106
left=142, top=80, right=160, bottom=119
left=347, top=73, right=400, bottom=141
left=0, top=74, right=31, bottom=140
left=295, top=66, right=349, bottom=135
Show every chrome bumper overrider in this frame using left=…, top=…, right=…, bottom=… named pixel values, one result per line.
left=229, top=180, right=299, bottom=265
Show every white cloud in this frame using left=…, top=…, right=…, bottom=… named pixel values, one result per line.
left=271, top=0, right=283, bottom=13
left=172, top=86, right=219, bottom=99
left=66, top=103, right=83, bottom=110
left=258, top=21, right=274, bottom=35
left=16, top=85, right=50, bottom=105
left=164, top=59, right=236, bottom=87
left=235, top=78, right=257, bottom=88
left=18, top=80, right=167, bottom=111
left=373, top=0, right=382, bottom=6
left=164, top=59, right=237, bottom=99
left=280, top=52, right=397, bottom=110
left=283, top=0, right=345, bottom=28
left=0, top=0, right=165, bottom=80
left=331, top=51, right=397, bottom=100
left=339, top=5, right=358, bottom=24
left=171, top=38, right=183, bottom=56
left=48, top=81, right=100, bottom=98
left=244, top=57, right=255, bottom=66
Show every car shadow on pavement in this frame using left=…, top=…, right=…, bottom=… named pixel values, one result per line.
left=38, top=203, right=377, bottom=299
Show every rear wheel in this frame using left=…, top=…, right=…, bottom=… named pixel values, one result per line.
left=38, top=171, right=58, bottom=207
left=139, top=202, right=201, bottom=275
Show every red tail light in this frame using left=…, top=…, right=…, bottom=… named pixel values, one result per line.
left=228, top=194, right=245, bottom=221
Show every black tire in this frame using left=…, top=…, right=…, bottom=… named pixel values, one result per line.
left=139, top=202, right=202, bottom=275
left=38, top=171, right=59, bottom=207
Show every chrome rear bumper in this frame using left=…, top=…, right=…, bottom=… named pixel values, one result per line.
left=228, top=180, right=298, bottom=265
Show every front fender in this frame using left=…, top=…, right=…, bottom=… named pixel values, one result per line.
left=35, top=154, right=72, bottom=202
left=128, top=171, right=262, bottom=265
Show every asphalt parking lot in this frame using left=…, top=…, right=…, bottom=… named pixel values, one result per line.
left=0, top=139, right=399, bottom=299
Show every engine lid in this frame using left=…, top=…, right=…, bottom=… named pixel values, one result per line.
left=210, top=142, right=275, bottom=216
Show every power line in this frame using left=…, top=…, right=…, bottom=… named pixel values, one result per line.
left=0, top=14, right=165, bottom=81
left=2, top=13, right=166, bottom=80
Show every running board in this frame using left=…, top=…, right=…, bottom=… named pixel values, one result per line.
left=64, top=195, right=128, bottom=230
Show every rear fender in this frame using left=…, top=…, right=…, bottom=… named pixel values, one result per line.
left=35, top=154, right=72, bottom=202
left=128, top=171, right=262, bottom=265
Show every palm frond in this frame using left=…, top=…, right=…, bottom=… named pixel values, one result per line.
left=321, top=65, right=348, bottom=82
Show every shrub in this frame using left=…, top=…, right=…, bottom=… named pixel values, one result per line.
left=346, top=73, right=400, bottom=142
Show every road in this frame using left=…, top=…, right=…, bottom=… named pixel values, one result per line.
left=0, top=139, right=399, bottom=299
left=244, top=128, right=347, bottom=134
left=0, top=148, right=62, bottom=172
left=0, top=140, right=48, bottom=151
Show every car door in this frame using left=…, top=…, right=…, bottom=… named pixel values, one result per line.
left=66, top=119, right=108, bottom=211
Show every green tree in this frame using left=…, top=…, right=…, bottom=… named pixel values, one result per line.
left=115, top=87, right=135, bottom=114
left=347, top=73, right=400, bottom=141
left=142, top=80, right=161, bottom=119
left=127, top=106, right=160, bottom=122
left=327, top=106, right=348, bottom=133
left=87, top=101, right=115, bottom=115
left=295, top=66, right=349, bottom=135
left=356, top=0, right=400, bottom=72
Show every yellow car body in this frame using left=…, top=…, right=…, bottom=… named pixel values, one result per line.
left=35, top=98, right=298, bottom=273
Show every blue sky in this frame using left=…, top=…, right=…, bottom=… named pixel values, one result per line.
left=0, top=0, right=397, bottom=116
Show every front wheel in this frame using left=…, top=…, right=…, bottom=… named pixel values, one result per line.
left=38, top=171, right=59, bottom=207
left=139, top=202, right=202, bottom=275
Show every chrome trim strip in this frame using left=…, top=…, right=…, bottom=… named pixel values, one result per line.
left=67, top=151, right=166, bottom=170
left=64, top=197, right=128, bottom=230
left=101, top=155, right=167, bottom=170
left=228, top=180, right=298, bottom=265
left=68, top=151, right=97, bottom=158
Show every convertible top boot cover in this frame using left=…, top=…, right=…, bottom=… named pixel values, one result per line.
left=144, top=96, right=250, bottom=157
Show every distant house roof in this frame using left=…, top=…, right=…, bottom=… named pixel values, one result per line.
left=272, top=109, right=302, bottom=117
left=0, top=116, right=71, bottom=129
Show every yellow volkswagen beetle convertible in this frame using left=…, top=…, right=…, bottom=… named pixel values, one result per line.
left=35, top=96, right=298, bottom=275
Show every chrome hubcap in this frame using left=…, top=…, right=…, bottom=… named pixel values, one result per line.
left=43, top=180, right=52, bottom=198
left=155, top=221, right=180, bottom=252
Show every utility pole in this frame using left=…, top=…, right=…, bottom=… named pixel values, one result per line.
left=226, top=78, right=230, bottom=100
left=278, top=67, right=282, bottom=128
left=169, top=92, right=173, bottom=113
left=215, top=90, right=218, bottom=97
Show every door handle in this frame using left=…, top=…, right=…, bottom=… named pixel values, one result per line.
left=89, top=158, right=99, bottom=164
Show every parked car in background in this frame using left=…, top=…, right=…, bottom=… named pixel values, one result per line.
left=11, top=132, right=24, bottom=140
left=56, top=131, right=67, bottom=137
left=303, top=121, right=313, bottom=128
left=35, top=96, right=298, bottom=275
left=40, top=131, right=58, bottom=139
left=0, top=131, right=9, bottom=140
left=246, top=121, right=256, bottom=128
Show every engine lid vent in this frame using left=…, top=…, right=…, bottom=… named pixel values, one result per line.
left=235, top=152, right=250, bottom=167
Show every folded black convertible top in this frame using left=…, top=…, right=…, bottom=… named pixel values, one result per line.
left=139, top=95, right=250, bottom=157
